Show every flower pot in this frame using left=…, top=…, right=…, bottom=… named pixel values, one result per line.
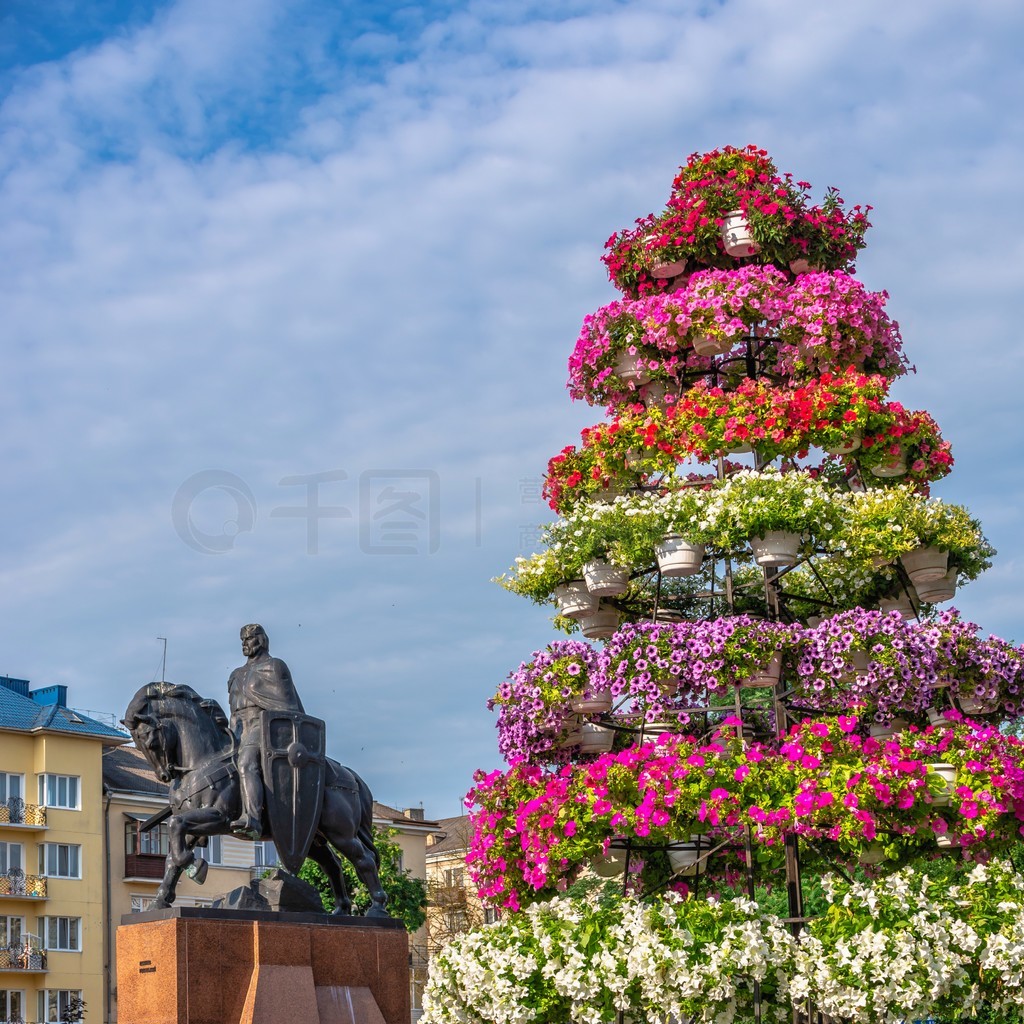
left=640, top=381, right=673, bottom=409
left=655, top=535, right=706, bottom=578
left=900, top=546, right=949, bottom=585
left=668, top=836, right=706, bottom=876
left=848, top=650, right=870, bottom=675
left=578, top=722, right=615, bottom=753
left=914, top=568, right=957, bottom=605
left=858, top=841, right=886, bottom=865
left=869, top=717, right=907, bottom=741
left=558, top=726, right=584, bottom=749
left=651, top=256, right=687, bottom=279
left=805, top=615, right=824, bottom=628
left=871, top=555, right=894, bottom=568
left=869, top=451, right=908, bottom=478
left=789, top=258, right=821, bottom=275
left=572, top=687, right=613, bottom=715
left=579, top=607, right=620, bottom=639
left=879, top=593, right=916, bottom=620
left=823, top=430, right=862, bottom=456
left=720, top=210, right=760, bottom=257
left=613, top=350, right=651, bottom=384
left=928, top=762, right=957, bottom=806
left=554, top=580, right=599, bottom=619
left=927, top=707, right=953, bottom=728
left=958, top=694, right=999, bottom=716
left=583, top=559, right=630, bottom=598
left=691, top=332, right=733, bottom=358
left=936, top=832, right=957, bottom=849
left=749, top=531, right=802, bottom=568
left=593, top=482, right=627, bottom=504
left=742, top=651, right=782, bottom=688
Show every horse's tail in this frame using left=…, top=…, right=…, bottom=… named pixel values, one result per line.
left=355, top=773, right=380, bottom=870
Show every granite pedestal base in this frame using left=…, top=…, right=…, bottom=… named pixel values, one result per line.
left=116, top=908, right=409, bottom=1024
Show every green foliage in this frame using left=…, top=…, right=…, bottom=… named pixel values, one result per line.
left=298, top=826, right=427, bottom=932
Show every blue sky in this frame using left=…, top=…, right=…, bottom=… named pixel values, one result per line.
left=0, top=0, right=1022, bottom=819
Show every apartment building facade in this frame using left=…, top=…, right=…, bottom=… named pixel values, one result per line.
left=0, top=676, right=127, bottom=1024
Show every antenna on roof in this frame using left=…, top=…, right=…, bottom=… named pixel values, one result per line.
left=156, top=637, right=167, bottom=682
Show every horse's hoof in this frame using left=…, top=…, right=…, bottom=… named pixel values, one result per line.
left=152, top=898, right=171, bottom=910
left=331, top=906, right=352, bottom=918
left=365, top=906, right=391, bottom=919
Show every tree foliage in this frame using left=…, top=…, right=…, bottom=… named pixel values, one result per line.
left=298, top=825, right=427, bottom=932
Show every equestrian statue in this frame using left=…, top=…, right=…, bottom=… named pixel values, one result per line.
left=122, top=624, right=389, bottom=916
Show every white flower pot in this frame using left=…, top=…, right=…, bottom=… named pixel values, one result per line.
left=651, top=256, right=687, bottom=279
left=655, top=535, right=706, bottom=578
left=789, top=258, right=822, bottom=275
left=558, top=726, right=584, bottom=749
left=805, top=615, right=824, bottom=628
left=848, top=650, right=870, bottom=675
left=554, top=580, right=599, bottom=619
left=914, top=568, right=957, bottom=605
left=823, top=430, right=862, bottom=456
left=668, top=836, right=706, bottom=876
left=742, top=651, right=782, bottom=688
left=725, top=439, right=753, bottom=454
left=613, top=350, right=651, bottom=384
left=749, top=531, right=802, bottom=567
left=691, top=332, right=733, bottom=357
left=583, top=559, right=630, bottom=598
left=869, top=717, right=907, bottom=741
left=579, top=607, right=620, bottom=639
left=869, top=452, right=908, bottom=478
left=578, top=722, right=615, bottom=753
left=936, top=832, right=956, bottom=849
left=572, top=688, right=613, bottom=715
left=879, top=593, right=916, bottom=620
left=720, top=210, right=760, bottom=257
left=928, top=762, right=957, bottom=806
left=927, top=707, right=953, bottom=727
left=959, top=694, right=998, bottom=716
left=900, top=546, right=949, bottom=585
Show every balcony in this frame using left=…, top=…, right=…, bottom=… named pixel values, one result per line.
left=0, top=799, right=46, bottom=829
left=0, top=941, right=47, bottom=972
left=124, top=853, right=166, bottom=880
left=0, top=870, right=47, bottom=900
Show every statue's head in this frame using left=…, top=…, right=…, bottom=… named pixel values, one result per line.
left=240, top=623, right=269, bottom=657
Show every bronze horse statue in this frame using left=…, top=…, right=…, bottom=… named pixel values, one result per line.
left=123, top=682, right=389, bottom=915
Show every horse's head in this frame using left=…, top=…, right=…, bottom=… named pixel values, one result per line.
left=123, top=682, right=230, bottom=782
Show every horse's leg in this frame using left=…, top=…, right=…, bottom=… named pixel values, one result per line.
left=331, top=835, right=389, bottom=917
left=153, top=858, right=186, bottom=910
left=319, top=789, right=389, bottom=918
left=309, top=834, right=351, bottom=916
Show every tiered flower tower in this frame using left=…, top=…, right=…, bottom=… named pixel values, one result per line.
left=424, top=147, right=1024, bottom=1024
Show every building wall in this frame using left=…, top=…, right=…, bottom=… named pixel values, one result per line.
left=0, top=729, right=112, bottom=1024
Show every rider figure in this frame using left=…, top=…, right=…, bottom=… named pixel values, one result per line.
left=227, top=623, right=304, bottom=837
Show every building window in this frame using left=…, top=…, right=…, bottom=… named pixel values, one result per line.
left=130, top=895, right=155, bottom=914
left=37, top=775, right=79, bottom=811
left=253, top=840, right=279, bottom=869
left=38, top=989, right=84, bottom=1024
left=0, top=916, right=24, bottom=947
left=0, top=842, right=23, bottom=874
left=125, top=820, right=169, bottom=857
left=195, top=834, right=222, bottom=866
left=443, top=867, right=464, bottom=888
left=0, top=773, right=23, bottom=804
left=39, top=844, right=80, bottom=879
left=484, top=907, right=498, bottom=924
left=1, top=990, right=25, bottom=1024
left=42, top=917, right=81, bottom=952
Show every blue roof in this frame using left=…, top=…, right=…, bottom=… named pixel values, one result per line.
left=0, top=681, right=127, bottom=743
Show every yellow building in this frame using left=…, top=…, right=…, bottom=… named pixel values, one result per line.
left=0, top=675, right=127, bottom=1024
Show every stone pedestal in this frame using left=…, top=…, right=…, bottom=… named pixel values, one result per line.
left=116, top=908, right=409, bottom=1024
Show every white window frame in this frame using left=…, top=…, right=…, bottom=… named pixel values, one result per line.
left=38, top=843, right=81, bottom=879
left=0, top=915, right=24, bottom=947
left=0, top=773, right=23, bottom=805
left=254, top=840, right=279, bottom=868
left=42, top=916, right=81, bottom=952
left=1, top=988, right=26, bottom=1023
left=38, top=988, right=83, bottom=1024
left=37, top=774, right=80, bottom=811
left=0, top=842, right=23, bottom=874
left=195, top=834, right=222, bottom=866
left=130, top=894, right=155, bottom=914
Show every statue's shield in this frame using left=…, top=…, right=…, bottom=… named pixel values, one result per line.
left=260, top=711, right=327, bottom=873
